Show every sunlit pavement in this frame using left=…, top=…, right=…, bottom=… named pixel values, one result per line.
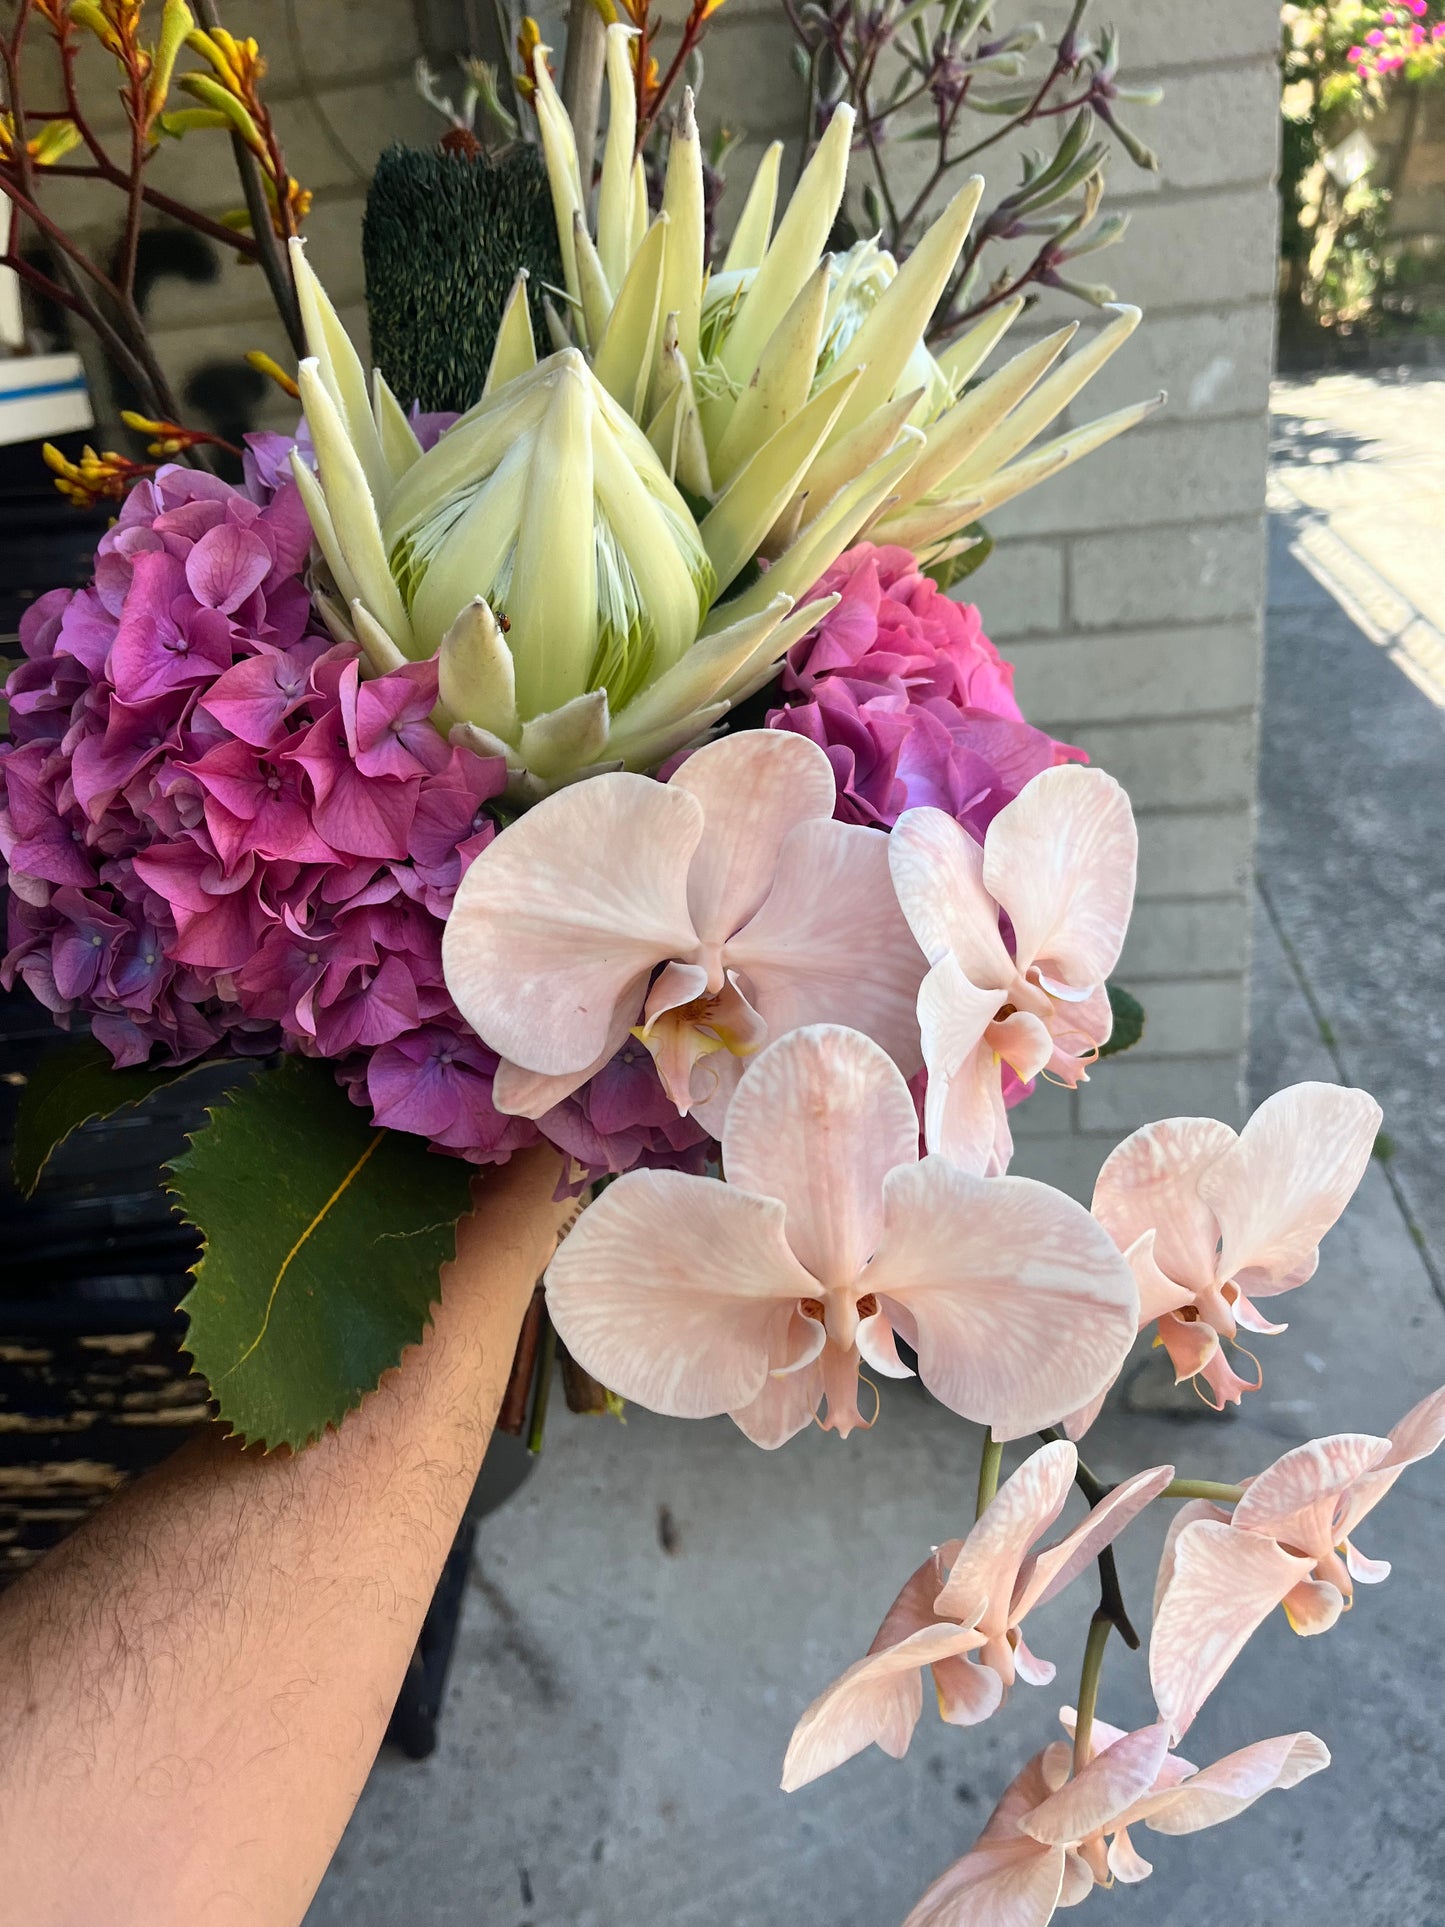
left=303, top=374, right=1445, bottom=1927
left=1263, top=370, right=1445, bottom=1288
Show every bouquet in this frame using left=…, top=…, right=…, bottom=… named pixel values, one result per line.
left=3, top=12, right=1441, bottom=1923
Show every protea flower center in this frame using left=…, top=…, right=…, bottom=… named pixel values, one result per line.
left=383, top=350, right=715, bottom=721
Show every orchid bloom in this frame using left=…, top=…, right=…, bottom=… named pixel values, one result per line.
left=781, top=1441, right=1170, bottom=1789
left=544, top=1025, right=1140, bottom=1447
left=1151, top=1384, right=1445, bottom=1738
left=441, top=730, right=926, bottom=1129
left=888, top=766, right=1137, bottom=1176
left=1087, top=1082, right=1382, bottom=1420
left=900, top=1715, right=1329, bottom=1927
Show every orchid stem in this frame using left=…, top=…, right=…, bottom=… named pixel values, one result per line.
left=1161, top=1478, right=1244, bottom=1504
left=1072, top=1608, right=1111, bottom=1776
left=1037, top=1427, right=1141, bottom=1650
left=526, top=1316, right=558, bottom=1454
left=975, top=1428, right=1003, bottom=1517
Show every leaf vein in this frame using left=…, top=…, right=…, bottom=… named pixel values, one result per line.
left=217, top=1130, right=387, bottom=1382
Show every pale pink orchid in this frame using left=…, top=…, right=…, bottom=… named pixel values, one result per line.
left=441, top=729, right=926, bottom=1129
left=1150, top=1384, right=1445, bottom=1738
left=544, top=1026, right=1141, bottom=1448
left=1083, top=1082, right=1383, bottom=1425
left=899, top=1714, right=1328, bottom=1927
left=887, top=766, right=1137, bottom=1177
left=781, top=1441, right=1171, bottom=1789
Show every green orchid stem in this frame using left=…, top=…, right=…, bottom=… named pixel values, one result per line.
left=1072, top=1608, right=1112, bottom=1777
left=1161, top=1478, right=1244, bottom=1504
left=976, top=1428, right=1004, bottom=1517
left=527, top=1317, right=559, bottom=1455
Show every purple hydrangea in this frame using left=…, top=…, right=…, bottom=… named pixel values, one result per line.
left=0, top=444, right=699, bottom=1181
left=767, top=543, right=1086, bottom=840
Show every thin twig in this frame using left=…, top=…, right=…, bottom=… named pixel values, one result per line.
left=41, top=169, right=264, bottom=255
left=192, top=0, right=304, bottom=354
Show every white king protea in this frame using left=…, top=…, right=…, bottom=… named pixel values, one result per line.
left=534, top=24, right=1160, bottom=566
left=286, top=237, right=922, bottom=796
left=286, top=27, right=1158, bottom=796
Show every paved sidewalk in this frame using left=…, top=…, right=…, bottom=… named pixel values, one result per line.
left=1264, top=372, right=1445, bottom=1289
left=303, top=372, right=1445, bottom=1927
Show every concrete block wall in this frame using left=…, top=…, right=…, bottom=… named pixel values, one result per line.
left=985, top=3, right=1279, bottom=1195
left=650, top=0, right=1281, bottom=1194
left=22, top=0, right=1279, bottom=1200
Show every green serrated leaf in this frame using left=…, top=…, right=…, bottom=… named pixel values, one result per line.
left=168, top=1056, right=476, bottom=1450
left=12, top=1036, right=234, bottom=1198
left=1099, top=982, right=1145, bottom=1059
left=924, top=521, right=995, bottom=593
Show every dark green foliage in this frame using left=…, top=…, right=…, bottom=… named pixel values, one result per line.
left=1099, top=982, right=1145, bottom=1059
left=12, top=1035, right=245, bottom=1198
left=923, top=522, right=995, bottom=593
left=169, top=1056, right=475, bottom=1448
left=363, top=142, right=564, bottom=415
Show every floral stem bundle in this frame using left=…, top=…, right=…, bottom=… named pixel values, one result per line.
left=0, top=20, right=1436, bottom=1923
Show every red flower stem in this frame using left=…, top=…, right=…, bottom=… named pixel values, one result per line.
left=40, top=167, right=265, bottom=256
left=636, top=2, right=708, bottom=149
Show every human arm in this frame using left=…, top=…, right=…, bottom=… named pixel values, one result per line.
left=0, top=1143, right=568, bottom=1927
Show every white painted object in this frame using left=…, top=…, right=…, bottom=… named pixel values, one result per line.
left=0, top=350, right=94, bottom=448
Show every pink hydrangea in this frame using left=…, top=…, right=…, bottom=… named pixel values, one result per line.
left=766, top=543, right=1085, bottom=840
left=0, top=444, right=703, bottom=1182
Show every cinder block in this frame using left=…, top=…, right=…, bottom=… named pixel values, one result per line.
left=1068, top=714, right=1258, bottom=812
left=1118, top=978, right=1249, bottom=1059
left=1088, top=188, right=1280, bottom=313
left=1077, top=1053, right=1245, bottom=1134
left=1122, top=61, right=1280, bottom=197
left=922, top=182, right=1276, bottom=323
left=1118, top=897, right=1251, bottom=978
left=972, top=541, right=1067, bottom=641
left=141, top=192, right=368, bottom=338
left=1007, top=623, right=1261, bottom=727
left=1026, top=0, right=1281, bottom=70
left=1024, top=306, right=1277, bottom=427
left=228, top=0, right=425, bottom=83
left=146, top=302, right=369, bottom=427
left=676, top=12, right=807, bottom=141
left=1133, top=809, right=1255, bottom=900
left=948, top=62, right=1280, bottom=212
left=847, top=55, right=1273, bottom=234
left=1069, top=518, right=1267, bottom=629
left=1009, top=1134, right=1109, bottom=1204
left=1008, top=1078, right=1075, bottom=1140
left=994, top=416, right=1269, bottom=539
